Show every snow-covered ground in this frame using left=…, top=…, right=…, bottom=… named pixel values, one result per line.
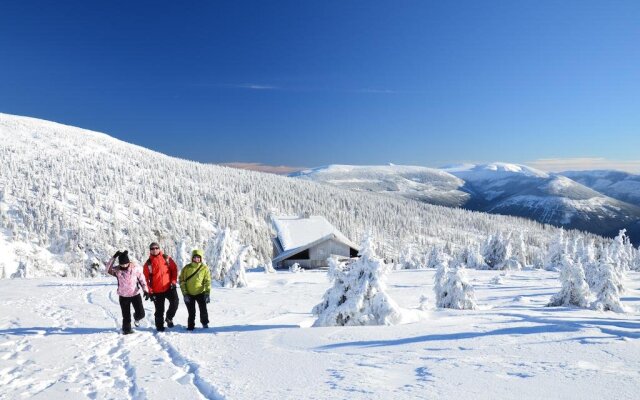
left=2, top=269, right=640, bottom=399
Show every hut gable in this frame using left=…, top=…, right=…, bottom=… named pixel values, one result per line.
left=271, top=215, right=359, bottom=269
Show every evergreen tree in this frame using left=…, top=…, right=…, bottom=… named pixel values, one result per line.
left=312, top=233, right=403, bottom=326
left=435, top=257, right=477, bottom=310
left=547, top=255, right=591, bottom=308
left=592, top=251, right=626, bottom=313
left=224, top=246, right=250, bottom=288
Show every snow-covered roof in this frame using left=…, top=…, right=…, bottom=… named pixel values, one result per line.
left=271, top=215, right=359, bottom=258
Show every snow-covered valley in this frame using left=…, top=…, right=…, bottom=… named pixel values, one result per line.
left=2, top=268, right=640, bottom=400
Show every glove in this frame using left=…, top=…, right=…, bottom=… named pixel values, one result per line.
left=143, top=291, right=150, bottom=301
left=170, top=283, right=176, bottom=290
left=205, top=294, right=210, bottom=304
left=184, top=295, right=192, bottom=305
left=112, top=251, right=122, bottom=259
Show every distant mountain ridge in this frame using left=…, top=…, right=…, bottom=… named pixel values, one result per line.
left=293, top=163, right=640, bottom=244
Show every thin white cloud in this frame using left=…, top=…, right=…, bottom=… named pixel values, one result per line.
left=236, top=84, right=279, bottom=90
left=528, top=157, right=640, bottom=173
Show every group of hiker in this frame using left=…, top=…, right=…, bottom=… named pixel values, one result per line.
left=106, top=242, right=211, bottom=334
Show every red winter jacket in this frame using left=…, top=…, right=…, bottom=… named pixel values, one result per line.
left=143, top=251, right=178, bottom=294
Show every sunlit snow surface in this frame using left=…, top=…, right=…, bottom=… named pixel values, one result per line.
left=1, top=269, right=639, bottom=399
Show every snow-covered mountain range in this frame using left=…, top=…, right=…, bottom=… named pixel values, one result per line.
left=0, top=113, right=587, bottom=277
left=293, top=163, right=640, bottom=243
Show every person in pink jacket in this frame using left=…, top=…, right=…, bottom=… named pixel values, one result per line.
left=107, top=250, right=149, bottom=334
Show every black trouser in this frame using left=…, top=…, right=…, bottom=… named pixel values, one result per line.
left=153, top=287, right=180, bottom=330
left=185, top=293, right=209, bottom=329
left=119, top=294, right=145, bottom=331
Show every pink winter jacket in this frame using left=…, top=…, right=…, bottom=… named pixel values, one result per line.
left=106, top=257, right=148, bottom=297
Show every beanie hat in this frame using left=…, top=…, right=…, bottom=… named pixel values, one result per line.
left=118, top=250, right=130, bottom=265
left=149, top=242, right=160, bottom=250
left=192, top=249, right=204, bottom=258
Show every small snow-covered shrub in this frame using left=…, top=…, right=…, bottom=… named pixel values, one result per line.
left=289, top=263, right=302, bottom=273
left=264, top=261, right=276, bottom=274
left=11, top=261, right=27, bottom=279
left=547, top=255, right=591, bottom=308
left=418, top=295, right=429, bottom=311
left=312, top=234, right=403, bottom=327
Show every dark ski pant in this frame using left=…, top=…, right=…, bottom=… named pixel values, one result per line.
left=119, top=294, right=145, bottom=332
left=184, top=293, right=209, bottom=329
left=153, top=287, right=180, bottom=330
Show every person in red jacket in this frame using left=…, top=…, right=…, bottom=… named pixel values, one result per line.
left=143, top=242, right=180, bottom=332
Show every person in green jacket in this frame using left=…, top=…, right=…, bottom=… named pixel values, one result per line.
left=179, top=249, right=211, bottom=331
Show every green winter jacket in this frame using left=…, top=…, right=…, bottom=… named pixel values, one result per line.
left=179, top=262, right=211, bottom=296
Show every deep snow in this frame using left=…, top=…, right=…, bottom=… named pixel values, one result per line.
left=1, top=269, right=640, bottom=399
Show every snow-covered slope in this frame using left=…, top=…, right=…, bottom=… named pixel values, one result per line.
left=2, top=270, right=640, bottom=399
left=293, top=163, right=640, bottom=243
left=0, top=113, right=572, bottom=277
left=562, top=170, right=640, bottom=207
left=292, top=164, right=469, bottom=207
left=447, top=163, right=640, bottom=241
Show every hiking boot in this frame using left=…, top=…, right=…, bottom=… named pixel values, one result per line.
left=202, top=324, right=208, bottom=329
left=166, top=319, right=174, bottom=328
left=122, top=329, right=134, bottom=335
left=134, top=319, right=142, bottom=327
left=187, top=326, right=195, bottom=331
left=156, top=327, right=165, bottom=332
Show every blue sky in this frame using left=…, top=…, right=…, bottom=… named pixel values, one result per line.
left=1, top=1, right=639, bottom=169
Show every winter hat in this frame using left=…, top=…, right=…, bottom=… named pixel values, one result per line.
left=149, top=242, right=160, bottom=250
left=192, top=249, right=204, bottom=259
left=118, top=250, right=130, bottom=265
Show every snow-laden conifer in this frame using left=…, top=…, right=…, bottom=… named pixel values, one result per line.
left=224, top=245, right=250, bottom=288
left=174, top=239, right=189, bottom=269
left=545, top=229, right=566, bottom=271
left=482, top=233, right=511, bottom=269
left=206, top=228, right=242, bottom=284
left=435, top=257, right=477, bottom=310
left=312, top=234, right=403, bottom=327
left=547, top=255, right=591, bottom=308
left=427, top=246, right=447, bottom=269
left=399, top=244, right=424, bottom=270
left=592, top=250, right=626, bottom=313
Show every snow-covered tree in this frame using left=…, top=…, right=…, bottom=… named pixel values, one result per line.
left=512, top=231, right=528, bottom=268
left=435, top=258, right=477, bottom=310
left=482, top=233, right=511, bottom=270
left=426, top=246, right=448, bottom=269
left=545, top=229, right=566, bottom=271
left=206, top=228, right=242, bottom=284
left=224, top=245, right=250, bottom=288
left=174, top=238, right=190, bottom=269
left=263, top=260, right=276, bottom=274
left=312, top=234, right=403, bottom=327
left=547, top=255, right=591, bottom=308
left=289, top=263, right=302, bottom=273
left=609, top=229, right=632, bottom=272
left=433, top=255, right=449, bottom=300
left=459, top=244, right=487, bottom=270
left=576, top=239, right=598, bottom=288
left=11, top=261, right=27, bottom=279
left=399, top=244, right=424, bottom=270
left=592, top=251, right=626, bottom=313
